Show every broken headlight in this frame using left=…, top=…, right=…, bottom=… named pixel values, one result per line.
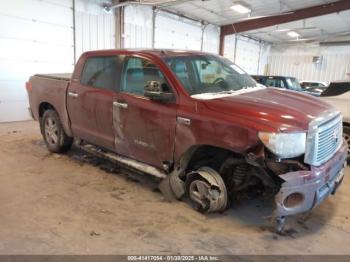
left=258, top=132, right=306, bottom=158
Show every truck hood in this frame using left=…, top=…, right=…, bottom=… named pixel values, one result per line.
left=198, top=88, right=333, bottom=132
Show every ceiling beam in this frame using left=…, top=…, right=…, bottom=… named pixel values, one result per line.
left=221, top=0, right=350, bottom=35
left=219, top=0, right=350, bottom=54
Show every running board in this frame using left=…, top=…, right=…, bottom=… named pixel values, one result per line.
left=77, top=143, right=167, bottom=179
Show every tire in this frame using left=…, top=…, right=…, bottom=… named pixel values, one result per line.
left=344, top=126, right=350, bottom=163
left=41, top=109, right=73, bottom=153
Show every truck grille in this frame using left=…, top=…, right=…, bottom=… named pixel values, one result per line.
left=305, top=113, right=343, bottom=166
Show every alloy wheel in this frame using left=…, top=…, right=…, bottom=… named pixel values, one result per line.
left=45, top=118, right=59, bottom=146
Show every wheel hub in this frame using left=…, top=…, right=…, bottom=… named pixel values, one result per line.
left=187, top=167, right=228, bottom=213
left=45, top=118, right=58, bottom=145
left=189, top=180, right=211, bottom=209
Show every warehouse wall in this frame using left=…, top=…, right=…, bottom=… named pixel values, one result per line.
left=123, top=5, right=220, bottom=54
left=223, top=35, right=270, bottom=75
left=268, top=44, right=350, bottom=82
left=75, top=0, right=116, bottom=60
left=123, top=5, right=153, bottom=48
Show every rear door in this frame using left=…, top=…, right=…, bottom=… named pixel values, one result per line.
left=67, top=55, right=123, bottom=150
left=113, top=56, right=177, bottom=168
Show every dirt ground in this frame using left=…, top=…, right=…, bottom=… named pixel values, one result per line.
left=0, top=121, right=350, bottom=255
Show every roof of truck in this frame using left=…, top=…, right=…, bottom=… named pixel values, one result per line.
left=82, top=48, right=217, bottom=57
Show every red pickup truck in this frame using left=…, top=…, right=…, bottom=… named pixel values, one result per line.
left=26, top=49, right=347, bottom=231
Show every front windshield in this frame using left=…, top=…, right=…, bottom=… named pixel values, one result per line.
left=164, top=55, right=257, bottom=95
left=286, top=77, right=302, bottom=91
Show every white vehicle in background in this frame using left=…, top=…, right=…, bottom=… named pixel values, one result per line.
left=320, top=80, right=350, bottom=161
left=300, top=80, right=329, bottom=96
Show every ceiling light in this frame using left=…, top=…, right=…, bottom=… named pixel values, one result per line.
left=230, top=3, right=251, bottom=14
left=287, top=31, right=300, bottom=37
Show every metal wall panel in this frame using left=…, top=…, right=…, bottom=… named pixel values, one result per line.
left=75, top=0, right=116, bottom=60
left=123, top=5, right=153, bottom=48
left=268, top=45, right=350, bottom=82
left=0, top=0, right=74, bottom=122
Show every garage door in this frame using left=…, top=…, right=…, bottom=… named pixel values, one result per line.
left=0, top=0, right=74, bottom=122
left=154, top=11, right=202, bottom=51
left=235, top=37, right=261, bottom=75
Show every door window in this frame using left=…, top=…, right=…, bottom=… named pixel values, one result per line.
left=81, top=56, right=119, bottom=91
left=121, top=57, right=168, bottom=96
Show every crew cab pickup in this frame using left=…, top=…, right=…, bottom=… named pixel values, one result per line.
left=26, top=49, right=347, bottom=231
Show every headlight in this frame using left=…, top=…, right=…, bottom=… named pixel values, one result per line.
left=258, top=132, right=306, bottom=158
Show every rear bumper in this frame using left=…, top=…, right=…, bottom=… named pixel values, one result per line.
left=274, top=141, right=347, bottom=217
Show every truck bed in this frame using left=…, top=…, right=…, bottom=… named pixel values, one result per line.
left=27, top=73, right=73, bottom=137
left=34, top=73, right=72, bottom=81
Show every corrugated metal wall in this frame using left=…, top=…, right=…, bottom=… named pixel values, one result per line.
left=268, top=45, right=350, bottom=82
left=0, top=0, right=74, bottom=122
left=123, top=5, right=153, bottom=48
left=75, top=0, right=116, bottom=60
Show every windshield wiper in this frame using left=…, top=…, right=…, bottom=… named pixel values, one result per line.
left=193, top=86, right=260, bottom=96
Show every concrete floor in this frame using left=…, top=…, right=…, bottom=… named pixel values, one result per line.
left=0, top=121, right=350, bottom=255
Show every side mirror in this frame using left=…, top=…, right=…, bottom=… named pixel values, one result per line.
left=144, top=81, right=174, bottom=103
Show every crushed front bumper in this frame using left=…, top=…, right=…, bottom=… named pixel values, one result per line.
left=274, top=141, right=347, bottom=217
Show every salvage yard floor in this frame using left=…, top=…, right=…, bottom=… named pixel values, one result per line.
left=0, top=121, right=350, bottom=255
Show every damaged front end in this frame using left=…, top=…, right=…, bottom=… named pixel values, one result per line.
left=160, top=143, right=347, bottom=232
left=274, top=141, right=347, bottom=222
left=160, top=111, right=347, bottom=232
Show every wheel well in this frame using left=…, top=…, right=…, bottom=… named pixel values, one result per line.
left=185, top=145, right=242, bottom=173
left=39, top=102, right=55, bottom=119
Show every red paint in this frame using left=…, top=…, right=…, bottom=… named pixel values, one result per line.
left=27, top=49, right=335, bottom=170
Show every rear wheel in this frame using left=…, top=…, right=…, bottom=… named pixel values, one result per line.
left=344, top=126, right=350, bottom=163
left=41, top=110, right=73, bottom=153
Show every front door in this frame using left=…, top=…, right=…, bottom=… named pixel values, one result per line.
left=67, top=55, right=123, bottom=150
left=113, top=56, right=177, bottom=168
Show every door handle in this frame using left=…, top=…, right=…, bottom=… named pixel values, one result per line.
left=177, top=117, right=191, bottom=126
left=113, top=101, right=128, bottom=109
left=68, top=91, right=79, bottom=98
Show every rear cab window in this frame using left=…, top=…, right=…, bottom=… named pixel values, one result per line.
left=80, top=56, right=121, bottom=91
